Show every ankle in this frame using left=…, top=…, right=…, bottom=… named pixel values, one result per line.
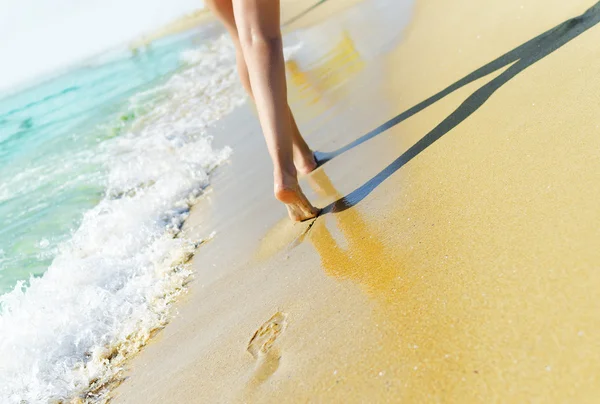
left=274, top=162, right=297, bottom=180
left=274, top=166, right=298, bottom=190
left=291, top=144, right=314, bottom=170
left=296, top=154, right=317, bottom=175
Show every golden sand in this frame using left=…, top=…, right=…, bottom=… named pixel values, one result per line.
left=113, top=0, right=600, bottom=402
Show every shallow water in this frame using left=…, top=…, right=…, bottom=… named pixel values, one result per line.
left=0, top=25, right=247, bottom=402
left=0, top=27, right=212, bottom=294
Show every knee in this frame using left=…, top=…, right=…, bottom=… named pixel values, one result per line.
left=238, top=25, right=282, bottom=52
left=235, top=4, right=282, bottom=50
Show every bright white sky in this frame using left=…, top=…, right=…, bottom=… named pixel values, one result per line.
left=0, top=0, right=204, bottom=93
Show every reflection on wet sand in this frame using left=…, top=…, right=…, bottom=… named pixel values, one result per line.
left=285, top=0, right=412, bottom=119
left=307, top=169, right=407, bottom=301
left=286, top=31, right=365, bottom=105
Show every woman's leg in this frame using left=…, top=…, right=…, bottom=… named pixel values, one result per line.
left=204, top=0, right=252, bottom=93
left=288, top=109, right=317, bottom=174
left=206, top=0, right=317, bottom=176
left=219, top=0, right=319, bottom=221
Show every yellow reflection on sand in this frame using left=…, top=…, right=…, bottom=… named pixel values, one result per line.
left=286, top=31, right=365, bottom=105
left=307, top=170, right=407, bottom=302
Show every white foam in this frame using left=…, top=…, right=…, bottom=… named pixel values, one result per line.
left=0, top=36, right=245, bottom=403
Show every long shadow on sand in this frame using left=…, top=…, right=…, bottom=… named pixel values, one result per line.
left=318, top=2, right=600, bottom=214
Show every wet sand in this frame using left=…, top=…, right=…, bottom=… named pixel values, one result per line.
left=113, top=0, right=600, bottom=402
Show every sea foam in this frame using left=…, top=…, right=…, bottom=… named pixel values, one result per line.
left=0, top=36, right=245, bottom=403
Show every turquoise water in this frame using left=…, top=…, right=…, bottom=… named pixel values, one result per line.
left=0, top=28, right=214, bottom=294
left=0, top=24, right=246, bottom=401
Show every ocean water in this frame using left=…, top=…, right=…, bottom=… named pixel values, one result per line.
left=0, top=26, right=246, bottom=402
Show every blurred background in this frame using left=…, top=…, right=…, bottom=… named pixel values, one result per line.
left=0, top=0, right=208, bottom=93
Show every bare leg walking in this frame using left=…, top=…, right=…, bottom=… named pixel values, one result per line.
left=206, top=0, right=319, bottom=221
left=207, top=0, right=317, bottom=175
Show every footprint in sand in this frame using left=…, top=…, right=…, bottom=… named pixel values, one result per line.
left=248, top=311, right=288, bottom=358
left=247, top=312, right=288, bottom=384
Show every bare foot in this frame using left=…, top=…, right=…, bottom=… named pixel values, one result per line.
left=274, top=179, right=320, bottom=222
left=293, top=150, right=318, bottom=175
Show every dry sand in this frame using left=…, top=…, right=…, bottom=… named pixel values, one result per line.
left=113, top=0, right=600, bottom=402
